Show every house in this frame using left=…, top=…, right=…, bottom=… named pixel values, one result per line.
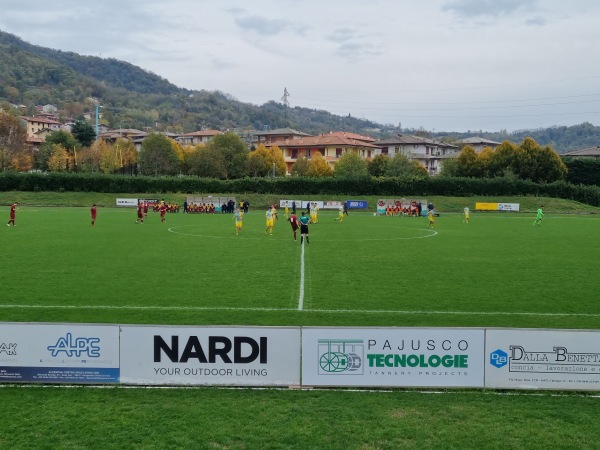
left=20, top=116, right=62, bottom=138
left=177, top=130, right=223, bottom=146
left=375, top=134, right=459, bottom=176
left=255, top=128, right=312, bottom=145
left=99, top=129, right=145, bottom=143
left=264, top=131, right=380, bottom=174
left=562, top=146, right=600, bottom=158
left=459, top=137, right=502, bottom=152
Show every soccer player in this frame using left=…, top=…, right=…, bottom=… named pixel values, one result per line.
left=333, top=204, right=344, bottom=223
left=463, top=207, right=470, bottom=224
left=7, top=202, right=17, bottom=226
left=284, top=205, right=289, bottom=219
left=299, top=212, right=310, bottom=245
left=234, top=207, right=243, bottom=235
left=159, top=200, right=167, bottom=223
left=533, top=205, right=544, bottom=227
left=265, top=207, right=274, bottom=235
left=91, top=204, right=97, bottom=227
left=143, top=201, right=149, bottom=219
left=310, top=203, right=318, bottom=224
left=289, top=212, right=299, bottom=241
left=427, top=209, right=435, bottom=229
left=135, top=202, right=144, bottom=224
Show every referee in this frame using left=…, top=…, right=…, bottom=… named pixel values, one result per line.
left=299, top=212, right=310, bottom=245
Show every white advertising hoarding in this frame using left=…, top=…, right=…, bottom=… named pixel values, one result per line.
left=302, top=328, right=485, bottom=388
left=0, top=323, right=120, bottom=383
left=498, top=203, right=520, bottom=212
left=279, top=199, right=302, bottom=208
left=116, top=198, right=138, bottom=207
left=120, top=326, right=301, bottom=386
left=486, top=329, right=600, bottom=390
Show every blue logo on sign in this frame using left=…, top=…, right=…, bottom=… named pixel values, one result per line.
left=47, top=333, right=101, bottom=357
left=490, top=349, right=508, bottom=368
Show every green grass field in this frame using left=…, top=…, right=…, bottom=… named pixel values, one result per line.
left=1, top=199, right=600, bottom=449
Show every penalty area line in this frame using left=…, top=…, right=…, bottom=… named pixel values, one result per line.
left=1, top=304, right=600, bottom=318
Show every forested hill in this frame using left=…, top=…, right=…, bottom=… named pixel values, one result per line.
left=434, top=122, right=600, bottom=154
left=0, top=30, right=388, bottom=136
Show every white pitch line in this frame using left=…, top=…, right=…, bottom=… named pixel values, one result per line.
left=1, top=304, right=600, bottom=317
left=298, top=241, right=305, bottom=311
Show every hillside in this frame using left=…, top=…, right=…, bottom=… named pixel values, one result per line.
left=0, top=30, right=390, bottom=137
left=2, top=30, right=600, bottom=149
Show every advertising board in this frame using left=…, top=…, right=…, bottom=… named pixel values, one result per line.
left=475, top=202, right=498, bottom=211
left=120, top=326, right=301, bottom=386
left=497, top=203, right=520, bottom=212
left=486, top=329, right=600, bottom=390
left=346, top=200, right=368, bottom=209
left=279, top=200, right=302, bottom=208
left=302, top=328, right=485, bottom=388
left=116, top=198, right=138, bottom=207
left=323, top=201, right=344, bottom=210
left=0, top=323, right=120, bottom=383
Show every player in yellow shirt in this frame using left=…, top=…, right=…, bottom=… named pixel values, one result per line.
left=310, top=203, right=319, bottom=224
left=427, top=209, right=435, bottom=228
left=284, top=205, right=289, bottom=219
left=234, top=208, right=243, bottom=235
left=265, top=208, right=274, bottom=235
left=463, top=207, right=470, bottom=224
left=334, top=205, right=344, bottom=223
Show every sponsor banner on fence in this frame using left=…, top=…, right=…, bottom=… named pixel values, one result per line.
left=138, top=198, right=160, bottom=207
left=0, top=323, right=120, bottom=383
left=346, top=200, right=368, bottom=209
left=279, top=200, right=302, bottom=208
left=486, top=329, right=600, bottom=390
left=116, top=198, right=138, bottom=207
left=120, top=326, right=301, bottom=386
left=302, top=328, right=485, bottom=388
left=301, top=201, right=324, bottom=209
left=475, top=202, right=498, bottom=211
left=498, top=203, right=520, bottom=212
left=323, top=201, right=343, bottom=210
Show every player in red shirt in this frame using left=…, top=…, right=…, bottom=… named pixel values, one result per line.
left=7, top=202, right=17, bottom=226
left=288, top=213, right=299, bottom=241
left=136, top=202, right=144, bottom=224
left=90, top=204, right=97, bottom=227
left=143, top=201, right=149, bottom=219
left=159, top=200, right=167, bottom=223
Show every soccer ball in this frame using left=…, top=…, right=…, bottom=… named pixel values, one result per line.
left=373, top=213, right=376, bottom=216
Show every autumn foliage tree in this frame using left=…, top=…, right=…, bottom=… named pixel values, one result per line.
left=307, top=151, right=333, bottom=177
left=0, top=113, right=27, bottom=171
left=334, top=151, right=369, bottom=178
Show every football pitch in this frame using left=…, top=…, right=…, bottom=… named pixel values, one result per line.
left=1, top=206, right=599, bottom=329
left=2, top=204, right=600, bottom=449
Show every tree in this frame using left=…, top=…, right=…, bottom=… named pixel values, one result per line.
left=488, top=141, right=518, bottom=177
left=114, top=138, right=137, bottom=175
left=456, top=145, right=483, bottom=177
left=334, top=151, right=369, bottom=178
left=267, top=145, right=287, bottom=177
left=206, top=132, right=248, bottom=179
left=247, top=146, right=271, bottom=177
left=307, top=152, right=333, bottom=177
left=188, top=145, right=227, bottom=178
left=368, top=154, right=389, bottom=177
left=440, top=157, right=460, bottom=177
left=290, top=157, right=310, bottom=176
left=0, top=113, right=27, bottom=171
left=99, top=140, right=119, bottom=174
left=47, top=143, right=68, bottom=172
left=386, top=153, right=428, bottom=177
left=138, top=133, right=180, bottom=176
left=71, top=120, right=96, bottom=147
left=478, top=147, right=494, bottom=178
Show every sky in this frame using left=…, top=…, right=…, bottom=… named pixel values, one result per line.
left=2, top=0, right=600, bottom=133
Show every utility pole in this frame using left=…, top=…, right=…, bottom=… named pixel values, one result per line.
left=281, top=87, right=290, bottom=107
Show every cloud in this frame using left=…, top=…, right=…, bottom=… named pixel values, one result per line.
left=234, top=15, right=288, bottom=36
left=442, top=0, right=537, bottom=17
left=525, top=16, right=547, bottom=26
left=327, top=28, right=383, bottom=60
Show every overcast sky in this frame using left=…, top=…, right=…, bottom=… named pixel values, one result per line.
left=2, top=0, right=600, bottom=132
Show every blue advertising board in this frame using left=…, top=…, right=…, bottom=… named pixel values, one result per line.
left=346, top=200, right=368, bottom=209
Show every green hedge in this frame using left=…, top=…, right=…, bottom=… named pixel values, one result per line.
left=1, top=172, right=600, bottom=206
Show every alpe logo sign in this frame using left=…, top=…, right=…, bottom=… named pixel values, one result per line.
left=47, top=333, right=101, bottom=358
